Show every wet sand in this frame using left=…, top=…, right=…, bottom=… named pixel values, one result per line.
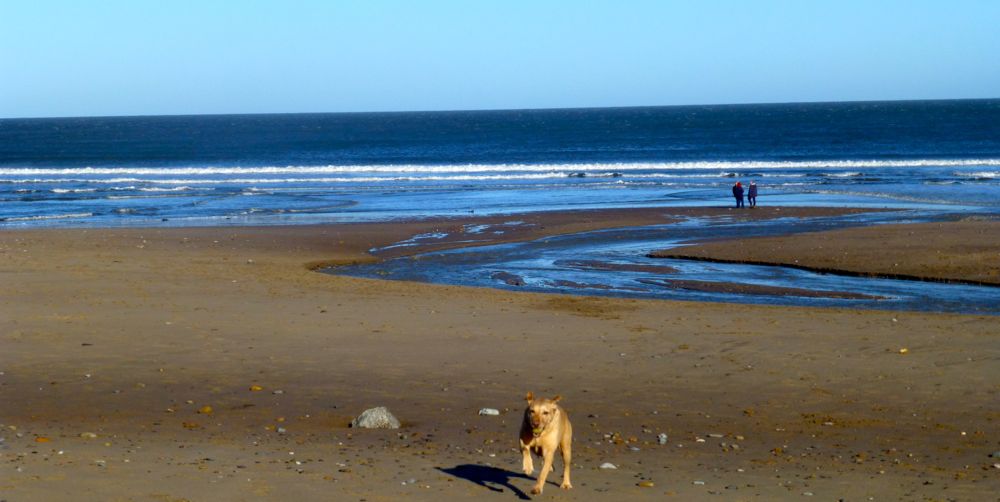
left=1, top=207, right=998, bottom=500
left=636, top=278, right=887, bottom=300
left=652, top=218, right=1000, bottom=286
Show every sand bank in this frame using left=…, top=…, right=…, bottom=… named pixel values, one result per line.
left=1, top=207, right=997, bottom=500
left=652, top=218, right=1000, bottom=286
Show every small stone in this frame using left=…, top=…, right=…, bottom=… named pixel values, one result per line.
left=351, top=407, right=401, bottom=429
left=478, top=408, right=500, bottom=416
left=249, top=385, right=264, bottom=392
left=693, top=480, right=706, bottom=485
left=599, top=462, right=617, bottom=469
left=898, top=348, right=909, bottom=354
left=803, top=492, right=814, bottom=496
left=637, top=481, right=655, bottom=488
left=79, top=432, right=98, bottom=439
left=198, top=405, right=213, bottom=415
left=277, top=427, right=287, bottom=434
left=272, top=390, right=284, bottom=395
left=34, top=437, right=51, bottom=443
left=658, top=433, right=669, bottom=445
left=708, top=433, right=724, bottom=438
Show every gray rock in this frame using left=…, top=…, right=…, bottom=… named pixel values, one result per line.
left=657, top=433, right=669, bottom=445
left=478, top=408, right=500, bottom=416
left=599, top=462, right=617, bottom=469
left=351, top=407, right=401, bottom=429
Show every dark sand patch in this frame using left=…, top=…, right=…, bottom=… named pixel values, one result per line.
left=555, top=259, right=679, bottom=275
left=549, top=279, right=648, bottom=292
left=637, top=278, right=887, bottom=300
left=491, top=271, right=526, bottom=286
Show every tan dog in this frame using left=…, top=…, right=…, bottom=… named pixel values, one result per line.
left=520, top=392, right=573, bottom=494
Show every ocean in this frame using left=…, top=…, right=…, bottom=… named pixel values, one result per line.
left=1, top=99, right=999, bottom=226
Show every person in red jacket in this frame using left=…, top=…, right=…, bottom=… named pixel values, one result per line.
left=732, top=182, right=745, bottom=208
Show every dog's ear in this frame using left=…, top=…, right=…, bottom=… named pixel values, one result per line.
left=525, top=391, right=534, bottom=402
left=551, top=395, right=562, bottom=403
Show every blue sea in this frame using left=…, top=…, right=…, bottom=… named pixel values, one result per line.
left=2, top=99, right=999, bottom=227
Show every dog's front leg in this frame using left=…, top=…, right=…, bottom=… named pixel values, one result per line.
left=520, top=442, right=533, bottom=475
left=560, top=440, right=572, bottom=490
left=531, top=449, right=555, bottom=494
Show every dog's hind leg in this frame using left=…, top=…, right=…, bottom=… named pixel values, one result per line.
left=531, top=450, right=555, bottom=495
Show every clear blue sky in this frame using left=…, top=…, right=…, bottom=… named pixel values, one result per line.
left=2, top=0, right=998, bottom=118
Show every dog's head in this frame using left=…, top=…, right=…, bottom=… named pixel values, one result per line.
left=524, top=391, right=561, bottom=437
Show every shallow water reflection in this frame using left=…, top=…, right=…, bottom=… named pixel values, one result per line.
left=331, top=211, right=1000, bottom=315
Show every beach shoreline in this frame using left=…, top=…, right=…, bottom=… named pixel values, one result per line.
left=2, top=206, right=998, bottom=500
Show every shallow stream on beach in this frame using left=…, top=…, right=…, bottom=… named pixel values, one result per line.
left=331, top=210, right=1000, bottom=315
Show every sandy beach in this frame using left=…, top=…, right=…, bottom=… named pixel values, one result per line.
left=2, top=207, right=998, bottom=501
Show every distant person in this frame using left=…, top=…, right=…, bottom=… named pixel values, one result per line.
left=732, top=182, right=744, bottom=208
left=748, top=181, right=758, bottom=208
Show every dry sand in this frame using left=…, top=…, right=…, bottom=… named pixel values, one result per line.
left=1, top=208, right=998, bottom=501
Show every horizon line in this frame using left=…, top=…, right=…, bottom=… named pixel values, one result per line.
left=3, top=96, right=998, bottom=121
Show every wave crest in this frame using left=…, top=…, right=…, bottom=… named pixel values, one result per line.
left=1, top=158, right=999, bottom=177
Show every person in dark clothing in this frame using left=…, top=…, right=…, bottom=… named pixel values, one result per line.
left=747, top=181, right=758, bottom=208
left=732, top=182, right=744, bottom=208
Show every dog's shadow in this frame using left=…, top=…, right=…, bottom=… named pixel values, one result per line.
left=437, top=464, right=533, bottom=499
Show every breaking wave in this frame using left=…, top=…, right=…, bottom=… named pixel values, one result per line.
left=1, top=158, right=999, bottom=177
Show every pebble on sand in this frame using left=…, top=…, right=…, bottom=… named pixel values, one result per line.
left=478, top=408, right=500, bottom=416
left=350, top=407, right=401, bottom=429
left=599, top=462, right=617, bottom=469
